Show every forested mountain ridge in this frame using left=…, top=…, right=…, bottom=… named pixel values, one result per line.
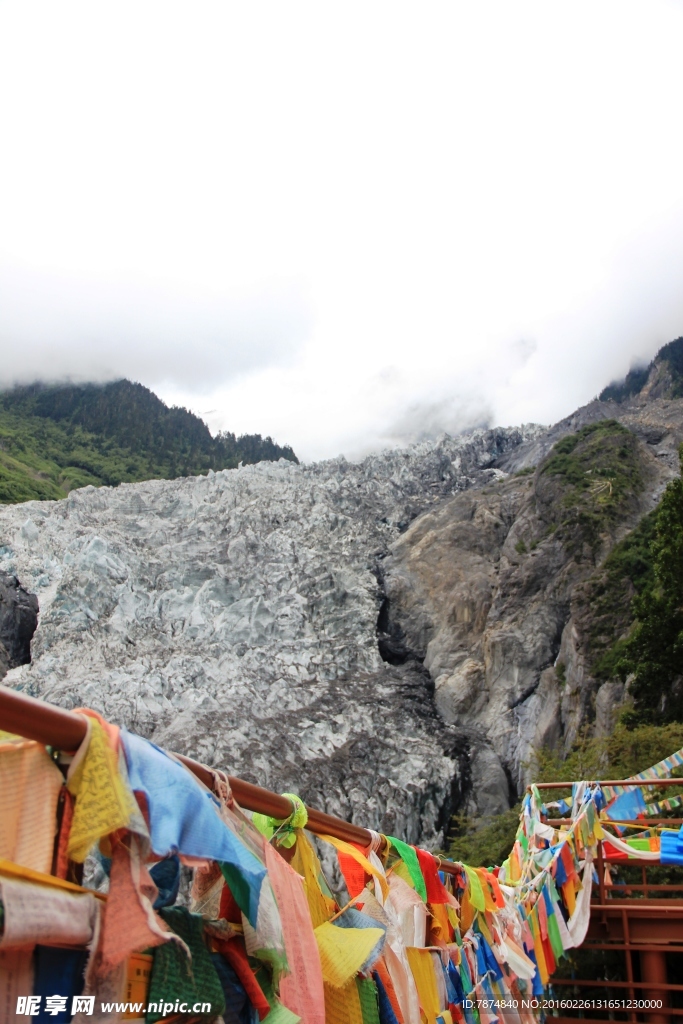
left=0, top=379, right=298, bottom=503
left=600, top=336, right=683, bottom=403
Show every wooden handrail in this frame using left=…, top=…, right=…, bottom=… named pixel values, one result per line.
left=0, top=685, right=88, bottom=750
left=0, top=686, right=461, bottom=873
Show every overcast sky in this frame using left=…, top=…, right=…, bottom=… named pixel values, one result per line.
left=3, top=1, right=683, bottom=461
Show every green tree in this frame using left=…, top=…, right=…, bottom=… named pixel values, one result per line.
left=619, top=445, right=683, bottom=724
left=0, top=380, right=298, bottom=503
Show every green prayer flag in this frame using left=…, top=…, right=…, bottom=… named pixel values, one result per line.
left=543, top=886, right=565, bottom=962
left=219, top=861, right=254, bottom=923
left=387, top=837, right=427, bottom=902
left=256, top=967, right=302, bottom=1024
left=357, top=977, right=381, bottom=1024
left=463, top=865, right=486, bottom=912
left=547, top=910, right=565, bottom=962
left=147, top=908, right=225, bottom=1024
left=626, top=838, right=651, bottom=854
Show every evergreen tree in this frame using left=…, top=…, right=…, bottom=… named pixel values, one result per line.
left=620, top=445, right=683, bottom=723
left=0, top=380, right=298, bottom=503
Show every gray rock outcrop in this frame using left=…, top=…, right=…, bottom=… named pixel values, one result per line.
left=381, top=396, right=683, bottom=808
left=0, top=570, right=38, bottom=678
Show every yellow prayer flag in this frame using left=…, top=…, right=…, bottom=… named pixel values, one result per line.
left=474, top=869, right=498, bottom=913
left=67, top=719, right=136, bottom=862
left=509, top=846, right=521, bottom=882
left=561, top=878, right=576, bottom=917
left=593, top=819, right=606, bottom=841
left=314, top=921, right=384, bottom=989
left=290, top=831, right=336, bottom=928
left=529, top=907, right=549, bottom=986
left=476, top=912, right=495, bottom=949
left=324, top=978, right=364, bottom=1024
left=391, top=858, right=417, bottom=889
left=459, top=889, right=475, bottom=933
left=405, top=947, right=441, bottom=1024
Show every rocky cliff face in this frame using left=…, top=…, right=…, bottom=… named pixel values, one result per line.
left=0, top=426, right=539, bottom=844
left=381, top=423, right=675, bottom=811
left=0, top=570, right=38, bottom=677
left=376, top=355, right=683, bottom=815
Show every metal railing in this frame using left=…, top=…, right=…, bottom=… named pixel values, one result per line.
left=534, top=781, right=683, bottom=1023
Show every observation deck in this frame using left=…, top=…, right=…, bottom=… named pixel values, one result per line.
left=539, top=779, right=683, bottom=1024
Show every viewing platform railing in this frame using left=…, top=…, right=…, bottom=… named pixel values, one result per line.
left=3, top=686, right=683, bottom=1021
left=536, top=780, right=683, bottom=1024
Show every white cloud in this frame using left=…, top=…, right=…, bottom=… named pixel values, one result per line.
left=0, top=266, right=308, bottom=389
left=2, top=0, right=683, bottom=460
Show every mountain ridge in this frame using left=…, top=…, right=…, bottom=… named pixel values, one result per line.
left=0, top=378, right=298, bottom=504
left=600, top=337, right=683, bottom=403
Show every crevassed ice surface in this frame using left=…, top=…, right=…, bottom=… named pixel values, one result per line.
left=0, top=426, right=540, bottom=843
